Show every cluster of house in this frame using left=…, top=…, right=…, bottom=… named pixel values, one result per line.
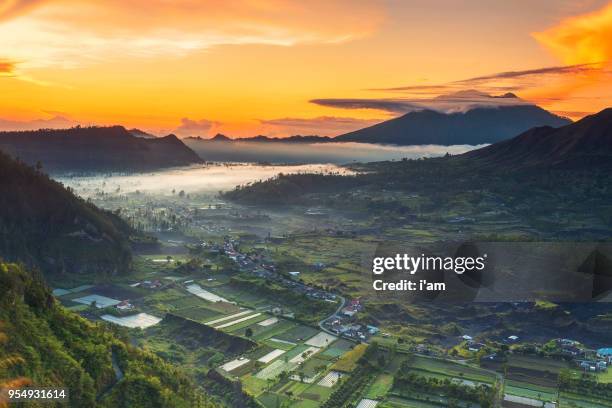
left=220, top=238, right=337, bottom=303
left=323, top=298, right=378, bottom=341
left=461, top=334, right=520, bottom=353
left=461, top=335, right=486, bottom=352
left=325, top=318, right=379, bottom=341
left=576, top=345, right=612, bottom=373
left=341, top=298, right=364, bottom=317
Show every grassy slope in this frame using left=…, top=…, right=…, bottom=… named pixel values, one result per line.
left=0, top=262, right=219, bottom=408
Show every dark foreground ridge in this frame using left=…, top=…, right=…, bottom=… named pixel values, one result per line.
left=0, top=149, right=138, bottom=276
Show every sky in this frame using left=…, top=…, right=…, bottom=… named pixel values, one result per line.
left=1, top=0, right=612, bottom=137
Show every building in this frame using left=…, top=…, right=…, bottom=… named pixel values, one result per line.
left=116, top=300, right=134, bottom=311
left=597, top=348, right=612, bottom=363
left=468, top=343, right=485, bottom=352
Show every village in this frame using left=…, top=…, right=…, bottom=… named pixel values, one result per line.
left=45, top=180, right=612, bottom=408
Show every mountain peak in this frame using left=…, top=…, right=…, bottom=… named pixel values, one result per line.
left=211, top=133, right=231, bottom=141
left=335, top=104, right=570, bottom=146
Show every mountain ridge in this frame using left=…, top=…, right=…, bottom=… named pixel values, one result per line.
left=0, top=149, right=138, bottom=276
left=0, top=125, right=203, bottom=173
left=462, top=107, right=612, bottom=169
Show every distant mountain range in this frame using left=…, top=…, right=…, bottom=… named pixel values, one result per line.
left=0, top=149, right=136, bottom=275
left=187, top=133, right=333, bottom=143
left=463, top=108, right=612, bottom=169
left=334, top=105, right=571, bottom=146
left=0, top=126, right=202, bottom=173
left=190, top=105, right=570, bottom=147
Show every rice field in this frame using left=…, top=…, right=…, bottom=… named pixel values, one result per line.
left=205, top=310, right=253, bottom=326
left=73, top=294, right=121, bottom=308
left=256, top=359, right=298, bottom=380
left=356, top=398, right=379, bottom=408
left=101, top=313, right=162, bottom=328
left=317, top=371, right=344, bottom=388
left=305, top=332, right=337, bottom=348
left=258, top=349, right=286, bottom=363
left=220, top=357, right=251, bottom=372
left=186, top=284, right=231, bottom=303
left=258, top=317, right=279, bottom=327
left=289, top=346, right=320, bottom=364
left=214, top=313, right=262, bottom=329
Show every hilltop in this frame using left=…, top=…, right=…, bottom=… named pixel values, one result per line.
left=462, top=107, right=612, bottom=169
left=0, top=126, right=202, bottom=173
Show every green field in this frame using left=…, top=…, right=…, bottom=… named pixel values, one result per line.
left=274, top=325, right=319, bottom=343
left=297, top=356, right=329, bottom=378
left=173, top=306, right=222, bottom=322
left=320, top=339, right=355, bottom=358
left=504, top=382, right=557, bottom=401
left=560, top=392, right=612, bottom=408
left=365, top=373, right=394, bottom=399
left=253, top=320, right=297, bottom=341
left=409, top=356, right=495, bottom=384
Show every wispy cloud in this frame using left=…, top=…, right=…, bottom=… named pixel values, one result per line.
left=309, top=98, right=421, bottom=114
left=174, top=117, right=220, bottom=137
left=0, top=1, right=385, bottom=70
left=310, top=90, right=531, bottom=115
left=259, top=116, right=383, bottom=136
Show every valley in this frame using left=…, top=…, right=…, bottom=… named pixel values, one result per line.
left=44, top=134, right=612, bottom=407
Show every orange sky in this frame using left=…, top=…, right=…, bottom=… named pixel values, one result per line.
left=1, top=0, right=612, bottom=137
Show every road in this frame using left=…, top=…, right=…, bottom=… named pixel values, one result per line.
left=318, top=294, right=346, bottom=336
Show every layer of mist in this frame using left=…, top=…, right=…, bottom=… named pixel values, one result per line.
left=55, top=163, right=351, bottom=197
left=185, top=141, right=486, bottom=164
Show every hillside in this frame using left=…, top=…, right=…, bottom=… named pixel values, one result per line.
left=334, top=105, right=570, bottom=146
left=0, top=150, right=136, bottom=276
left=462, top=107, right=612, bottom=169
left=222, top=108, right=612, bottom=206
left=0, top=126, right=202, bottom=173
left=0, top=262, right=218, bottom=408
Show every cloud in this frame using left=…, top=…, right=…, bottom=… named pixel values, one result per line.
left=0, top=0, right=43, bottom=21
left=533, top=3, right=612, bottom=65
left=455, top=63, right=602, bottom=85
left=309, top=98, right=421, bottom=114
left=0, top=114, right=79, bottom=131
left=174, top=117, right=219, bottom=137
left=0, top=1, right=384, bottom=70
left=259, top=116, right=383, bottom=136
left=310, top=90, right=531, bottom=115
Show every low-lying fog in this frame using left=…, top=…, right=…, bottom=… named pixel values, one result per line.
left=56, top=163, right=351, bottom=197
left=185, top=141, right=486, bottom=164
left=56, top=143, right=484, bottom=197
